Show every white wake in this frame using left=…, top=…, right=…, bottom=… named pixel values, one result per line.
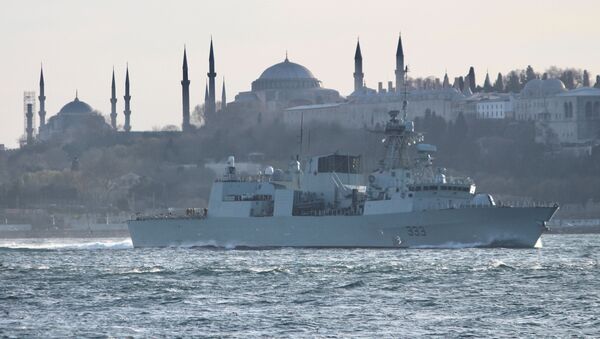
left=0, top=238, right=133, bottom=250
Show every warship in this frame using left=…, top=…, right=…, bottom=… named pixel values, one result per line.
left=128, top=103, right=558, bottom=248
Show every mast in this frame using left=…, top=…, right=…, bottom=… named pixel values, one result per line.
left=381, top=65, right=421, bottom=170
left=402, top=65, right=409, bottom=120
left=298, top=112, right=304, bottom=160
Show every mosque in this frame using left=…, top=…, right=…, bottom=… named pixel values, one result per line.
left=24, top=37, right=344, bottom=146
left=224, top=55, right=342, bottom=121
left=29, top=63, right=136, bottom=144
left=22, top=35, right=600, bottom=153
left=25, top=40, right=221, bottom=145
left=280, top=36, right=600, bottom=152
left=283, top=35, right=465, bottom=130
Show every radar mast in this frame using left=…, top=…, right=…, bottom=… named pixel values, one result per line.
left=380, top=65, right=422, bottom=170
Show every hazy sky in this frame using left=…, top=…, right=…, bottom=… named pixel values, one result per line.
left=1, top=0, right=599, bottom=147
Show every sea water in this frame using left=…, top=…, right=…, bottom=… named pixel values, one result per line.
left=0, top=235, right=599, bottom=338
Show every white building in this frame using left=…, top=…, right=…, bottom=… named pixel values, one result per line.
left=284, top=88, right=464, bottom=130
left=515, top=79, right=600, bottom=146
left=475, top=94, right=515, bottom=119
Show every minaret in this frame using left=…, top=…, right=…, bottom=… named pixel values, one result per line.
left=110, top=69, right=118, bottom=129
left=38, top=66, right=46, bottom=130
left=395, top=34, right=405, bottom=93
left=181, top=47, right=191, bottom=131
left=204, top=81, right=209, bottom=112
left=221, top=78, right=226, bottom=111
left=206, top=38, right=217, bottom=116
left=26, top=103, right=34, bottom=145
left=123, top=65, right=131, bottom=132
left=353, top=40, right=364, bottom=93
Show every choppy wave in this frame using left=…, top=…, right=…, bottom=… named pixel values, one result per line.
left=0, top=238, right=133, bottom=250
left=411, top=242, right=489, bottom=249
left=0, top=234, right=599, bottom=337
left=489, top=259, right=515, bottom=269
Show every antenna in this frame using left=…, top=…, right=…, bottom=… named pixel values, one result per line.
left=298, top=112, right=304, bottom=160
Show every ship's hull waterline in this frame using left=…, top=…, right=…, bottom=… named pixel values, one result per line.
left=128, top=206, right=557, bottom=249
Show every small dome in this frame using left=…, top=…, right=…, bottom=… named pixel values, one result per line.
left=521, top=79, right=566, bottom=97
left=259, top=58, right=316, bottom=80
left=522, top=79, right=543, bottom=96
left=542, top=79, right=567, bottom=95
left=59, top=96, right=94, bottom=115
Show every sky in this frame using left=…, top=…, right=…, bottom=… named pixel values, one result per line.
left=1, top=0, right=599, bottom=147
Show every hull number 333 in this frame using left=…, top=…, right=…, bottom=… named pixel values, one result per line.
left=406, top=226, right=427, bottom=236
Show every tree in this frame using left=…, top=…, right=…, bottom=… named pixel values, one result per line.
left=595, top=75, right=600, bottom=89
left=505, top=71, right=521, bottom=93
left=483, top=73, right=493, bottom=92
left=493, top=73, right=505, bottom=92
left=583, top=70, right=590, bottom=87
left=452, top=77, right=460, bottom=90
left=454, top=112, right=468, bottom=139
left=458, top=76, right=465, bottom=92
left=443, top=73, right=450, bottom=88
left=561, top=70, right=576, bottom=90
left=525, top=65, right=538, bottom=82
left=547, top=67, right=583, bottom=88
left=467, top=67, right=476, bottom=92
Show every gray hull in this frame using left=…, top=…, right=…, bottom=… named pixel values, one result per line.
left=128, top=206, right=557, bottom=249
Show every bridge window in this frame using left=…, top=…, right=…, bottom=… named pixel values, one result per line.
left=317, top=154, right=361, bottom=174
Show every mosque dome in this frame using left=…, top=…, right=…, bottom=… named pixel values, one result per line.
left=259, top=58, right=316, bottom=80
left=59, top=96, right=94, bottom=115
left=252, top=57, right=321, bottom=91
left=521, top=79, right=567, bottom=98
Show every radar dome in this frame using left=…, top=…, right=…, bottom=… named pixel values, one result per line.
left=227, top=156, right=235, bottom=167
